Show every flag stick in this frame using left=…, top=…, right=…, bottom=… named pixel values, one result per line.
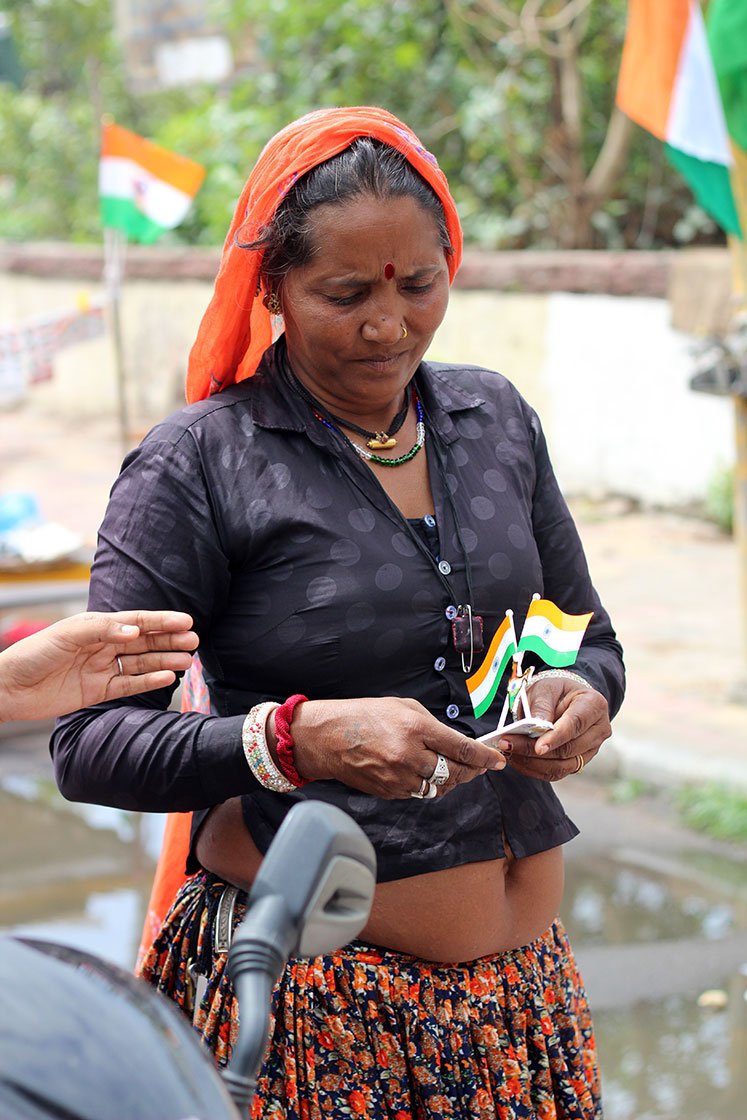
left=103, top=226, right=130, bottom=457
left=729, top=235, right=747, bottom=698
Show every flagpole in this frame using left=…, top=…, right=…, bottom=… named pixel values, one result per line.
left=727, top=229, right=747, bottom=697
left=103, top=226, right=130, bottom=457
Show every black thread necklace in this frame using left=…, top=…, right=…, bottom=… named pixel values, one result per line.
left=292, top=374, right=411, bottom=449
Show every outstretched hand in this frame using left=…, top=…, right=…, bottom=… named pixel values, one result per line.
left=495, top=675, right=611, bottom=781
left=0, top=610, right=198, bottom=722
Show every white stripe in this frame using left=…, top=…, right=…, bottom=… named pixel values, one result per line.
left=667, top=1, right=732, bottom=166
left=469, top=631, right=515, bottom=708
left=99, top=156, right=194, bottom=228
left=519, top=616, right=585, bottom=655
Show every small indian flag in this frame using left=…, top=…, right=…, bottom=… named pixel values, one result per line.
left=517, top=599, right=592, bottom=669
left=466, top=613, right=517, bottom=719
left=616, top=0, right=742, bottom=237
left=99, top=123, right=206, bottom=244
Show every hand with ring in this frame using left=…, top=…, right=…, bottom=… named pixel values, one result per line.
left=0, top=610, right=198, bottom=722
left=410, top=752, right=450, bottom=798
left=495, top=674, right=611, bottom=782
left=288, top=696, right=506, bottom=800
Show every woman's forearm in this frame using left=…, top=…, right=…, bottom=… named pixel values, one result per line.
left=51, top=702, right=252, bottom=811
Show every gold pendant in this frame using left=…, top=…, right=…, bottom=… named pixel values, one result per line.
left=367, top=434, right=397, bottom=450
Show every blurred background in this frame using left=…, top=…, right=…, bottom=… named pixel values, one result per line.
left=1, top=4, right=747, bottom=1119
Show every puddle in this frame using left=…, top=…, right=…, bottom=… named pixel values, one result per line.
left=0, top=779, right=162, bottom=968
left=562, top=855, right=740, bottom=945
left=1, top=769, right=746, bottom=1119
left=596, top=982, right=747, bottom=1120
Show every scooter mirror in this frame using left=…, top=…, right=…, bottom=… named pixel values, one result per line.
left=248, top=798, right=377, bottom=957
left=223, top=801, right=376, bottom=1109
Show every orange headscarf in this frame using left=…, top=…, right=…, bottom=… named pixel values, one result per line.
left=186, top=105, right=463, bottom=403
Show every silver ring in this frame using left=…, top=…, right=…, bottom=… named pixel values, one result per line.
left=116, top=655, right=124, bottom=676
left=410, top=777, right=438, bottom=799
left=428, top=753, right=450, bottom=786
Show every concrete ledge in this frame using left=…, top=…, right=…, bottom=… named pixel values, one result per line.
left=0, top=241, right=688, bottom=296
left=455, top=249, right=677, bottom=297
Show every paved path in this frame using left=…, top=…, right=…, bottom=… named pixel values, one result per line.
left=2, top=407, right=747, bottom=792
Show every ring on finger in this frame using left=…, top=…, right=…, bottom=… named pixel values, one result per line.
left=572, top=754, right=585, bottom=774
left=116, top=656, right=124, bottom=677
left=410, top=778, right=438, bottom=799
left=428, top=753, right=450, bottom=786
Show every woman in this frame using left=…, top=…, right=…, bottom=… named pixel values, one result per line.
left=52, top=107, right=624, bottom=1119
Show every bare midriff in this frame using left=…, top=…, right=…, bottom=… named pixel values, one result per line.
left=196, top=799, right=565, bottom=963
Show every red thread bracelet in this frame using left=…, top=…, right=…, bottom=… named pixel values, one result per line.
left=273, top=693, right=309, bottom=787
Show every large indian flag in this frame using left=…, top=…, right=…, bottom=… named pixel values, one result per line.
left=99, top=123, right=205, bottom=244
left=466, top=613, right=517, bottom=719
left=517, top=599, right=592, bottom=669
left=616, top=0, right=744, bottom=238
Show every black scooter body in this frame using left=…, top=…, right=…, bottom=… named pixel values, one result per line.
left=0, top=801, right=376, bottom=1119
left=0, top=936, right=239, bottom=1119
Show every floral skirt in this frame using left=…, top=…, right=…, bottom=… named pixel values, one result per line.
left=138, top=872, right=602, bottom=1119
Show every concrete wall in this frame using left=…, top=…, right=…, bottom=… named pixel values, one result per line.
left=0, top=246, right=737, bottom=507
left=433, top=291, right=734, bottom=505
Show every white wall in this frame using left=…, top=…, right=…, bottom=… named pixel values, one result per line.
left=433, top=291, right=735, bottom=506
left=1, top=270, right=735, bottom=508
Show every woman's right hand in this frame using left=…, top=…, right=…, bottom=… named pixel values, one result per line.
left=283, top=697, right=506, bottom=799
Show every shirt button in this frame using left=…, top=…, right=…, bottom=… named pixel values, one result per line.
left=438, top=560, right=452, bottom=575
left=434, top=656, right=446, bottom=672
left=424, top=514, right=436, bottom=528
left=446, top=704, right=460, bottom=720
left=445, top=605, right=458, bottom=620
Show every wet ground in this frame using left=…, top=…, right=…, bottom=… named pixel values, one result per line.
left=1, top=729, right=745, bottom=1120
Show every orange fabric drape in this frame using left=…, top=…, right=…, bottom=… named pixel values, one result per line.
left=136, top=811, right=193, bottom=968
left=136, top=654, right=211, bottom=969
left=186, top=105, right=463, bottom=403
left=138, top=107, right=463, bottom=969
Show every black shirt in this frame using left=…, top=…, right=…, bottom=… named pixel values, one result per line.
left=52, top=340, right=625, bottom=880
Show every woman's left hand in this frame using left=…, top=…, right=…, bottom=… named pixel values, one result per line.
left=495, top=676, right=611, bottom=781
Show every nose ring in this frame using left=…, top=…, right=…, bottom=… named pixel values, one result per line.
left=400, top=324, right=408, bottom=340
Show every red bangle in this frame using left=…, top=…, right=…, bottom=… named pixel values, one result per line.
left=273, top=693, right=309, bottom=787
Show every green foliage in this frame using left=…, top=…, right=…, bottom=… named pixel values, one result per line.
left=676, top=783, right=747, bottom=844
left=0, top=0, right=728, bottom=247
left=608, top=777, right=651, bottom=804
left=704, top=465, right=735, bottom=535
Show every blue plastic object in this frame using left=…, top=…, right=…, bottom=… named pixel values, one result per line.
left=0, top=491, right=40, bottom=534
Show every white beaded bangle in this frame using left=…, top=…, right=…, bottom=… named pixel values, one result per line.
left=242, top=701, right=296, bottom=793
left=528, top=669, right=591, bottom=690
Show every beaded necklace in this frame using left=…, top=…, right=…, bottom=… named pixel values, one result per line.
left=290, top=370, right=426, bottom=467
left=325, top=390, right=410, bottom=449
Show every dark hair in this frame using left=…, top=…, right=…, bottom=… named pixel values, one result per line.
left=240, top=137, right=452, bottom=287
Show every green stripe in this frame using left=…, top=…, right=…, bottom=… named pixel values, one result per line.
left=100, top=196, right=168, bottom=245
left=708, top=0, right=747, bottom=151
left=665, top=145, right=742, bottom=237
left=517, top=636, right=578, bottom=669
left=470, top=645, right=515, bottom=719
left=471, top=674, right=503, bottom=720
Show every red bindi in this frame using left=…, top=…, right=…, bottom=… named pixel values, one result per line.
left=383, top=262, right=395, bottom=280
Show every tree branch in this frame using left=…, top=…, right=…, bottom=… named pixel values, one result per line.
left=583, top=106, right=635, bottom=203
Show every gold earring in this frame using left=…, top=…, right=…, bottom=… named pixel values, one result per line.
left=401, top=324, right=408, bottom=340
left=264, top=291, right=282, bottom=316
